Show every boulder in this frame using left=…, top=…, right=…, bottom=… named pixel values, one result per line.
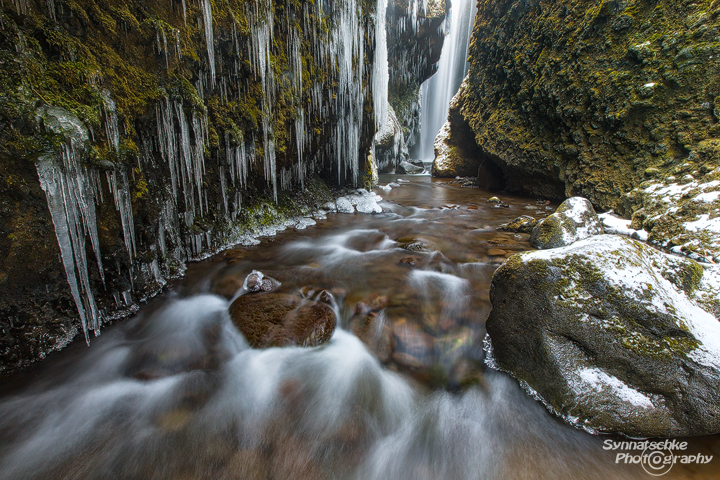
left=229, top=293, right=336, bottom=348
left=530, top=197, right=603, bottom=249
left=486, top=234, right=720, bottom=437
left=397, top=160, right=424, bottom=174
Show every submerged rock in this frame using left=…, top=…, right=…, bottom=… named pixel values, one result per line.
left=229, top=293, right=335, bottom=348
left=530, top=197, right=603, bottom=249
left=486, top=234, right=720, bottom=437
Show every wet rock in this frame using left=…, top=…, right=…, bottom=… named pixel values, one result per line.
left=530, top=197, right=603, bottom=249
left=398, top=256, right=421, bottom=267
left=349, top=312, right=393, bottom=364
left=397, top=236, right=432, bottom=253
left=210, top=275, right=244, bottom=299
left=391, top=320, right=436, bottom=371
left=499, top=215, right=539, bottom=233
left=243, top=270, right=281, bottom=293
left=299, top=286, right=335, bottom=306
left=229, top=293, right=335, bottom=348
left=397, top=160, right=424, bottom=174
left=487, top=234, right=720, bottom=437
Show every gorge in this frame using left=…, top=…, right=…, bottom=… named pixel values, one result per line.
left=1, top=0, right=720, bottom=478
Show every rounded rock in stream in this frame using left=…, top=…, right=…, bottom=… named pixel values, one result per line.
left=499, top=215, right=539, bottom=234
left=229, top=293, right=335, bottom=348
left=530, top=197, right=603, bottom=249
left=486, top=234, right=720, bottom=437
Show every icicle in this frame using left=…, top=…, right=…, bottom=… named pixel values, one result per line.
left=35, top=107, right=104, bottom=341
left=100, top=90, right=120, bottom=152
left=219, top=166, right=228, bottom=214
left=162, top=27, right=169, bottom=70
left=46, top=0, right=55, bottom=20
left=174, top=29, right=182, bottom=62
left=200, top=0, right=216, bottom=88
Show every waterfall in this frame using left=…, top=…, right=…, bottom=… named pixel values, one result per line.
left=417, top=0, right=476, bottom=161
left=373, top=0, right=389, bottom=130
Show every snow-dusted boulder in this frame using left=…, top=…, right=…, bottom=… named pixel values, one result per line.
left=530, top=197, right=603, bottom=249
left=486, top=234, right=720, bottom=437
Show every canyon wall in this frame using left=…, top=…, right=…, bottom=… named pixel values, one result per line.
left=0, top=0, right=393, bottom=373
left=450, top=0, right=720, bottom=207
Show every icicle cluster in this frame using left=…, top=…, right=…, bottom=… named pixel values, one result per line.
left=33, top=0, right=382, bottom=344
left=200, top=0, right=216, bottom=88
left=155, top=97, right=209, bottom=237
left=36, top=108, right=104, bottom=343
left=247, top=0, right=277, bottom=200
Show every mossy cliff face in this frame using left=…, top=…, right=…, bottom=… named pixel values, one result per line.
left=454, top=0, right=720, bottom=208
left=0, top=0, right=383, bottom=373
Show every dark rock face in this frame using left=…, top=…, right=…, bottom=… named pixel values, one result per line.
left=386, top=0, right=447, bottom=161
left=530, top=197, right=603, bottom=249
left=229, top=293, right=336, bottom=348
left=454, top=0, right=720, bottom=209
left=487, top=234, right=720, bottom=437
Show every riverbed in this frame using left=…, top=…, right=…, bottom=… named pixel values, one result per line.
left=0, top=177, right=717, bottom=480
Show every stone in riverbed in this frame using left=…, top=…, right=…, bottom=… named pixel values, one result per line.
left=530, top=197, right=603, bottom=249
left=243, top=270, right=281, bottom=293
left=229, top=293, right=335, bottom=348
left=486, top=234, right=720, bottom=437
left=499, top=215, right=538, bottom=233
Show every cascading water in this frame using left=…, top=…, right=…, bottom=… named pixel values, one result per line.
left=417, top=0, right=477, bottom=161
left=3, top=179, right=707, bottom=480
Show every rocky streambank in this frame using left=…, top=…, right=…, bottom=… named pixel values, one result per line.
left=436, top=0, right=720, bottom=261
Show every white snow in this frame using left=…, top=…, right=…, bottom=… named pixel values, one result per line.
left=684, top=214, right=720, bottom=233
left=577, top=367, right=654, bottom=409
left=598, top=211, right=649, bottom=241
left=694, top=191, right=720, bottom=203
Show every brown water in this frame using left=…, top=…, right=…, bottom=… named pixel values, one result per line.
left=0, top=176, right=718, bottom=480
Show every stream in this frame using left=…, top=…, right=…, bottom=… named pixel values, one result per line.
left=1, top=177, right=718, bottom=480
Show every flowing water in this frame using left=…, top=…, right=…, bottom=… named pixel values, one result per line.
left=1, top=177, right=718, bottom=480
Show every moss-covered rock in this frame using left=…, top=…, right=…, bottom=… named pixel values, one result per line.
left=530, top=197, right=603, bottom=249
left=486, top=234, right=720, bottom=437
left=455, top=0, right=720, bottom=209
left=499, top=215, right=539, bottom=233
